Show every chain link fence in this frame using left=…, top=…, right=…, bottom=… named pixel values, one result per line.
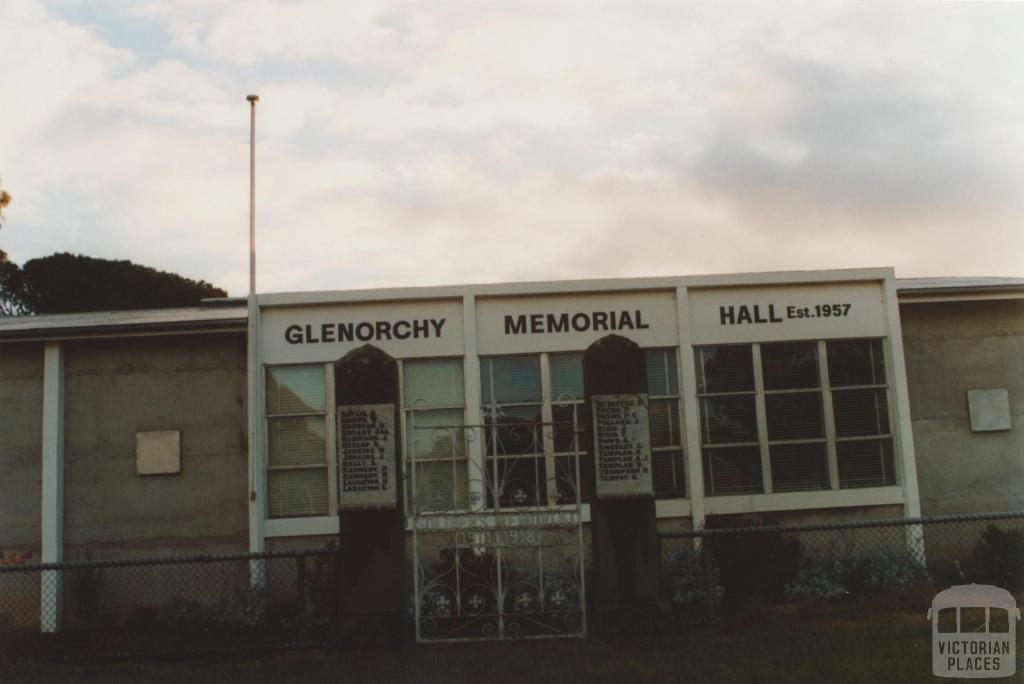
left=659, top=511, right=1024, bottom=624
left=0, top=547, right=337, bottom=657
left=3, top=511, right=1022, bottom=657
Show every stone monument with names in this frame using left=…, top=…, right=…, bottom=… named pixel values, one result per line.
left=592, top=393, right=652, bottom=498
left=583, top=334, right=672, bottom=635
left=337, top=404, right=397, bottom=509
left=330, top=344, right=406, bottom=647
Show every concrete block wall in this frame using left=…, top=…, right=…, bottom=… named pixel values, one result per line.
left=0, top=342, right=43, bottom=557
left=900, top=299, right=1024, bottom=515
left=62, top=333, right=249, bottom=558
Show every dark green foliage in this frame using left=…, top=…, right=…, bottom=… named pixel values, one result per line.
left=784, top=549, right=928, bottom=603
left=972, top=524, right=1024, bottom=591
left=5, top=252, right=226, bottom=314
left=705, top=530, right=802, bottom=604
left=0, top=257, right=28, bottom=316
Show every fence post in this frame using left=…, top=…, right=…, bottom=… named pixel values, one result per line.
left=906, top=522, right=927, bottom=568
left=40, top=568, right=62, bottom=633
left=249, top=558, right=266, bottom=624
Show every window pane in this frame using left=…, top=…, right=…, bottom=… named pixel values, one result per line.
left=486, top=456, right=547, bottom=508
left=765, top=392, right=824, bottom=441
left=485, top=405, right=544, bottom=456
left=833, top=388, right=890, bottom=437
left=827, top=339, right=886, bottom=387
left=549, top=353, right=584, bottom=401
left=407, top=409, right=465, bottom=461
left=761, top=342, right=819, bottom=390
left=267, top=416, right=325, bottom=467
left=404, top=358, right=464, bottom=407
left=699, top=395, right=757, bottom=444
left=552, top=403, right=586, bottom=452
left=770, top=442, right=829, bottom=492
left=268, top=468, right=328, bottom=517
left=481, top=356, right=542, bottom=404
left=649, top=398, right=680, bottom=448
left=646, top=349, right=678, bottom=397
left=412, top=461, right=468, bottom=513
left=266, top=366, right=325, bottom=414
left=703, top=446, right=763, bottom=495
left=696, top=345, right=754, bottom=394
left=837, top=438, right=895, bottom=488
left=555, top=453, right=593, bottom=504
left=653, top=448, right=685, bottom=497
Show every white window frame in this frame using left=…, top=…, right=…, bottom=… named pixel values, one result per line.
left=697, top=338, right=897, bottom=497
left=263, top=362, right=337, bottom=518
left=399, top=357, right=469, bottom=515
left=646, top=347, right=688, bottom=499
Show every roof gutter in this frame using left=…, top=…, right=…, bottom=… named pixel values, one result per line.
left=0, top=317, right=247, bottom=343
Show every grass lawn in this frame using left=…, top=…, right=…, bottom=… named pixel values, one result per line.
left=2, top=610, right=1022, bottom=684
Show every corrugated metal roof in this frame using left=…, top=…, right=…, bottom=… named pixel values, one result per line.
left=0, top=305, right=247, bottom=340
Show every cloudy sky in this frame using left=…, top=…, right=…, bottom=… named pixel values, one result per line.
left=2, top=1, right=1022, bottom=296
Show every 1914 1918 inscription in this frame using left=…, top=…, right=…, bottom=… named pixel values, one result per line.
left=337, top=403, right=397, bottom=509
left=592, top=394, right=653, bottom=498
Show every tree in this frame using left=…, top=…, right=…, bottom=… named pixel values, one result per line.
left=0, top=179, right=26, bottom=316
left=8, top=253, right=227, bottom=314
left=0, top=179, right=10, bottom=230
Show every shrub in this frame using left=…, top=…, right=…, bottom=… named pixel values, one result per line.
left=706, top=530, right=802, bottom=604
left=972, top=525, right=1024, bottom=591
left=667, top=545, right=723, bottom=610
left=785, top=548, right=928, bottom=603
left=859, top=549, right=928, bottom=593
left=784, top=558, right=849, bottom=603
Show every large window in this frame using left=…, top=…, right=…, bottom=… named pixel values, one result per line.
left=549, top=353, right=590, bottom=504
left=404, top=358, right=467, bottom=513
left=827, top=339, right=895, bottom=488
left=481, top=355, right=549, bottom=508
left=647, top=350, right=687, bottom=497
left=481, top=349, right=686, bottom=506
left=696, top=339, right=896, bottom=496
left=265, top=365, right=329, bottom=518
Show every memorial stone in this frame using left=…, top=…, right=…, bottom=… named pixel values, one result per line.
left=583, top=334, right=672, bottom=635
left=329, top=344, right=406, bottom=647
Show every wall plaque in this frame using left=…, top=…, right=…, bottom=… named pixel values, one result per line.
left=592, top=394, right=653, bottom=498
left=337, top=403, right=397, bottom=509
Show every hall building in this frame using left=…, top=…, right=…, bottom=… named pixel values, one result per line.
left=1, top=267, right=1022, bottom=562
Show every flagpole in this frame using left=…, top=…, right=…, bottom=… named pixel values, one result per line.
left=245, top=94, right=265, bottom=568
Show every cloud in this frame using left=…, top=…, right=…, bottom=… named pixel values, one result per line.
left=695, top=54, right=1022, bottom=221
left=3, top=0, right=1024, bottom=299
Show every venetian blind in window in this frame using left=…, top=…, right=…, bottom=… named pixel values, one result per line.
left=646, top=349, right=685, bottom=497
left=827, top=339, right=895, bottom=488
left=695, top=345, right=763, bottom=495
left=404, top=358, right=467, bottom=512
left=761, top=342, right=829, bottom=492
left=266, top=365, right=328, bottom=518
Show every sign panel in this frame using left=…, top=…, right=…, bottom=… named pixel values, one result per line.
left=476, top=291, right=677, bottom=354
left=687, top=282, right=888, bottom=345
left=592, top=394, right=653, bottom=498
left=337, top=404, right=397, bottom=509
left=412, top=510, right=581, bottom=531
left=261, top=299, right=463, bottom=364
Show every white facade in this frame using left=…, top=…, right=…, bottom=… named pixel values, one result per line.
left=250, top=267, right=920, bottom=543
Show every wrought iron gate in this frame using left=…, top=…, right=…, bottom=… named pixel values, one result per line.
left=408, top=403, right=587, bottom=642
